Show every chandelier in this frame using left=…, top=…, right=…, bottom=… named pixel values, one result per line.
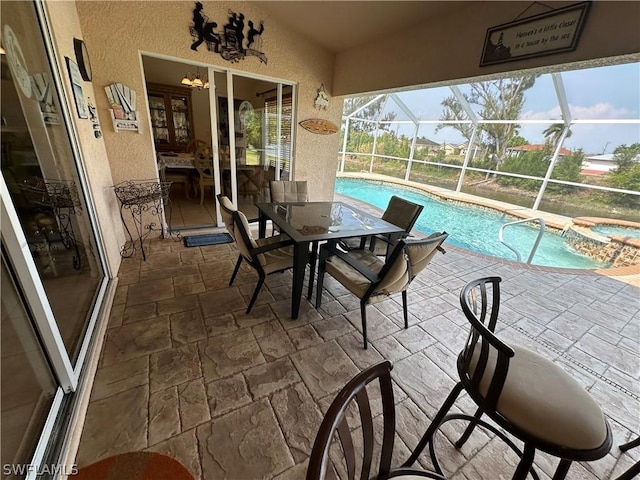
left=180, top=68, right=209, bottom=89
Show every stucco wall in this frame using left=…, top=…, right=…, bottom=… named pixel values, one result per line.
left=42, top=1, right=124, bottom=276
left=74, top=1, right=343, bottom=203
left=334, top=1, right=640, bottom=95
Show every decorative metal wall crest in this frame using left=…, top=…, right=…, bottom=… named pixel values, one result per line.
left=189, top=2, right=266, bottom=64
left=314, top=84, right=329, bottom=110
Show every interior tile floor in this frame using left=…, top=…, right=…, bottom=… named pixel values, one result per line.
left=167, top=185, right=260, bottom=230
left=77, top=200, right=640, bottom=480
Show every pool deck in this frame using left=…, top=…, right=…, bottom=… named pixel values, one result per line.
left=337, top=172, right=640, bottom=286
left=76, top=207, right=640, bottom=479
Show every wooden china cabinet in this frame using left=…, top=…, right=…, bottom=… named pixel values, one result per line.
left=146, top=83, right=194, bottom=152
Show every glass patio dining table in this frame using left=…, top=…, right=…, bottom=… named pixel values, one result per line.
left=255, top=201, right=404, bottom=319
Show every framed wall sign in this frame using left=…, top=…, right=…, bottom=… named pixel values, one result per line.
left=480, top=1, right=591, bottom=67
left=66, top=57, right=88, bottom=118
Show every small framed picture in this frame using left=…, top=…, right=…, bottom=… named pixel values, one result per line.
left=66, top=57, right=88, bottom=119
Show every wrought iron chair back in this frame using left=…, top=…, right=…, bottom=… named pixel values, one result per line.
left=306, top=360, right=445, bottom=480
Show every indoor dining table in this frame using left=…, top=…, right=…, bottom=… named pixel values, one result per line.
left=255, top=201, right=404, bottom=319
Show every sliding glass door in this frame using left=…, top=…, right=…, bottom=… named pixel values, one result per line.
left=214, top=71, right=295, bottom=221
left=1, top=254, right=59, bottom=477
left=1, top=1, right=108, bottom=475
left=2, top=1, right=106, bottom=365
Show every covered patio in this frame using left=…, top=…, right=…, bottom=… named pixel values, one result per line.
left=75, top=195, right=639, bottom=479
left=2, top=1, right=639, bottom=478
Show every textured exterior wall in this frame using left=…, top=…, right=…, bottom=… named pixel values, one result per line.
left=75, top=0, right=343, bottom=202
left=44, top=1, right=124, bottom=275
left=334, top=1, right=640, bottom=95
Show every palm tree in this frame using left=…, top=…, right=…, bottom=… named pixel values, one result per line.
left=543, top=123, right=572, bottom=145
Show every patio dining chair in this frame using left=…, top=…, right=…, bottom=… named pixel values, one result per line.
left=316, top=232, right=448, bottom=348
left=402, top=276, right=612, bottom=479
left=307, top=360, right=445, bottom=480
left=269, top=180, right=309, bottom=203
left=340, top=195, right=424, bottom=256
left=217, top=194, right=295, bottom=313
left=269, top=179, right=310, bottom=239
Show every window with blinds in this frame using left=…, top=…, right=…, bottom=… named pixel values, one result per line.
left=264, top=93, right=293, bottom=176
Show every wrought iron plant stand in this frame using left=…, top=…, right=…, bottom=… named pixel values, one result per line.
left=113, top=180, right=174, bottom=260
left=18, top=178, right=83, bottom=272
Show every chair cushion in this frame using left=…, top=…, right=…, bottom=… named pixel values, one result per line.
left=405, top=233, right=446, bottom=277
left=469, top=344, right=609, bottom=451
left=325, top=249, right=409, bottom=303
left=255, top=235, right=294, bottom=273
left=218, top=196, right=236, bottom=240
left=270, top=181, right=309, bottom=202
left=382, top=196, right=422, bottom=231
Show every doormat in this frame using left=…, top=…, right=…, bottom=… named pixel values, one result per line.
left=183, top=232, right=233, bottom=247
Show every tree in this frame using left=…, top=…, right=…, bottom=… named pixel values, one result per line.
left=435, top=96, right=475, bottom=140
left=542, top=123, right=572, bottom=146
left=497, top=146, right=550, bottom=190
left=607, top=143, right=640, bottom=207
left=343, top=95, right=396, bottom=133
left=436, top=75, right=538, bottom=170
left=508, top=135, right=529, bottom=147
left=612, top=143, right=640, bottom=172
left=549, top=149, right=584, bottom=192
left=344, top=95, right=398, bottom=155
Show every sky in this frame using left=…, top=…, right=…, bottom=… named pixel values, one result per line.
left=353, top=62, right=640, bottom=155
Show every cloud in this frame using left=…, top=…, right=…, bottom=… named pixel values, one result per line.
left=522, top=103, right=635, bottom=120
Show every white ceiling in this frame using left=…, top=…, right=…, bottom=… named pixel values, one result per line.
left=254, top=1, right=472, bottom=54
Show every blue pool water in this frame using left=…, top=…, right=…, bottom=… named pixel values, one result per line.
left=336, top=178, right=608, bottom=269
left=592, top=225, right=640, bottom=239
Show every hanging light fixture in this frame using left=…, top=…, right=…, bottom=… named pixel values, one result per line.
left=179, top=67, right=209, bottom=89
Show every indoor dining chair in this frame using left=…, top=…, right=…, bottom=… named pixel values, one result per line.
left=186, top=138, right=207, bottom=154
left=340, top=195, right=424, bottom=256
left=193, top=145, right=214, bottom=205
left=316, top=232, right=448, bottom=348
left=307, top=360, right=445, bottom=480
left=217, top=194, right=295, bottom=313
left=158, top=153, right=192, bottom=200
left=403, top=276, right=612, bottom=479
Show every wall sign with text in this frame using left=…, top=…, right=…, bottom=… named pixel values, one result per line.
left=480, top=2, right=591, bottom=67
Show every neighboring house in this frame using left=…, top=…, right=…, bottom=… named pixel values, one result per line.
left=441, top=142, right=460, bottom=156
left=505, top=144, right=572, bottom=158
left=582, top=154, right=618, bottom=175
left=414, top=137, right=440, bottom=155
left=415, top=141, right=468, bottom=157
left=581, top=153, right=640, bottom=175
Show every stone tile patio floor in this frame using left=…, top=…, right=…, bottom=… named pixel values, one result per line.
left=77, top=224, right=640, bottom=479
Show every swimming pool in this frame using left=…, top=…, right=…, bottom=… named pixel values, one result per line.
left=592, top=225, right=640, bottom=239
left=336, top=178, right=608, bottom=269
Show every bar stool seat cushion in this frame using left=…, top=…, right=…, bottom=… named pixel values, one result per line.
left=469, top=344, right=609, bottom=450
